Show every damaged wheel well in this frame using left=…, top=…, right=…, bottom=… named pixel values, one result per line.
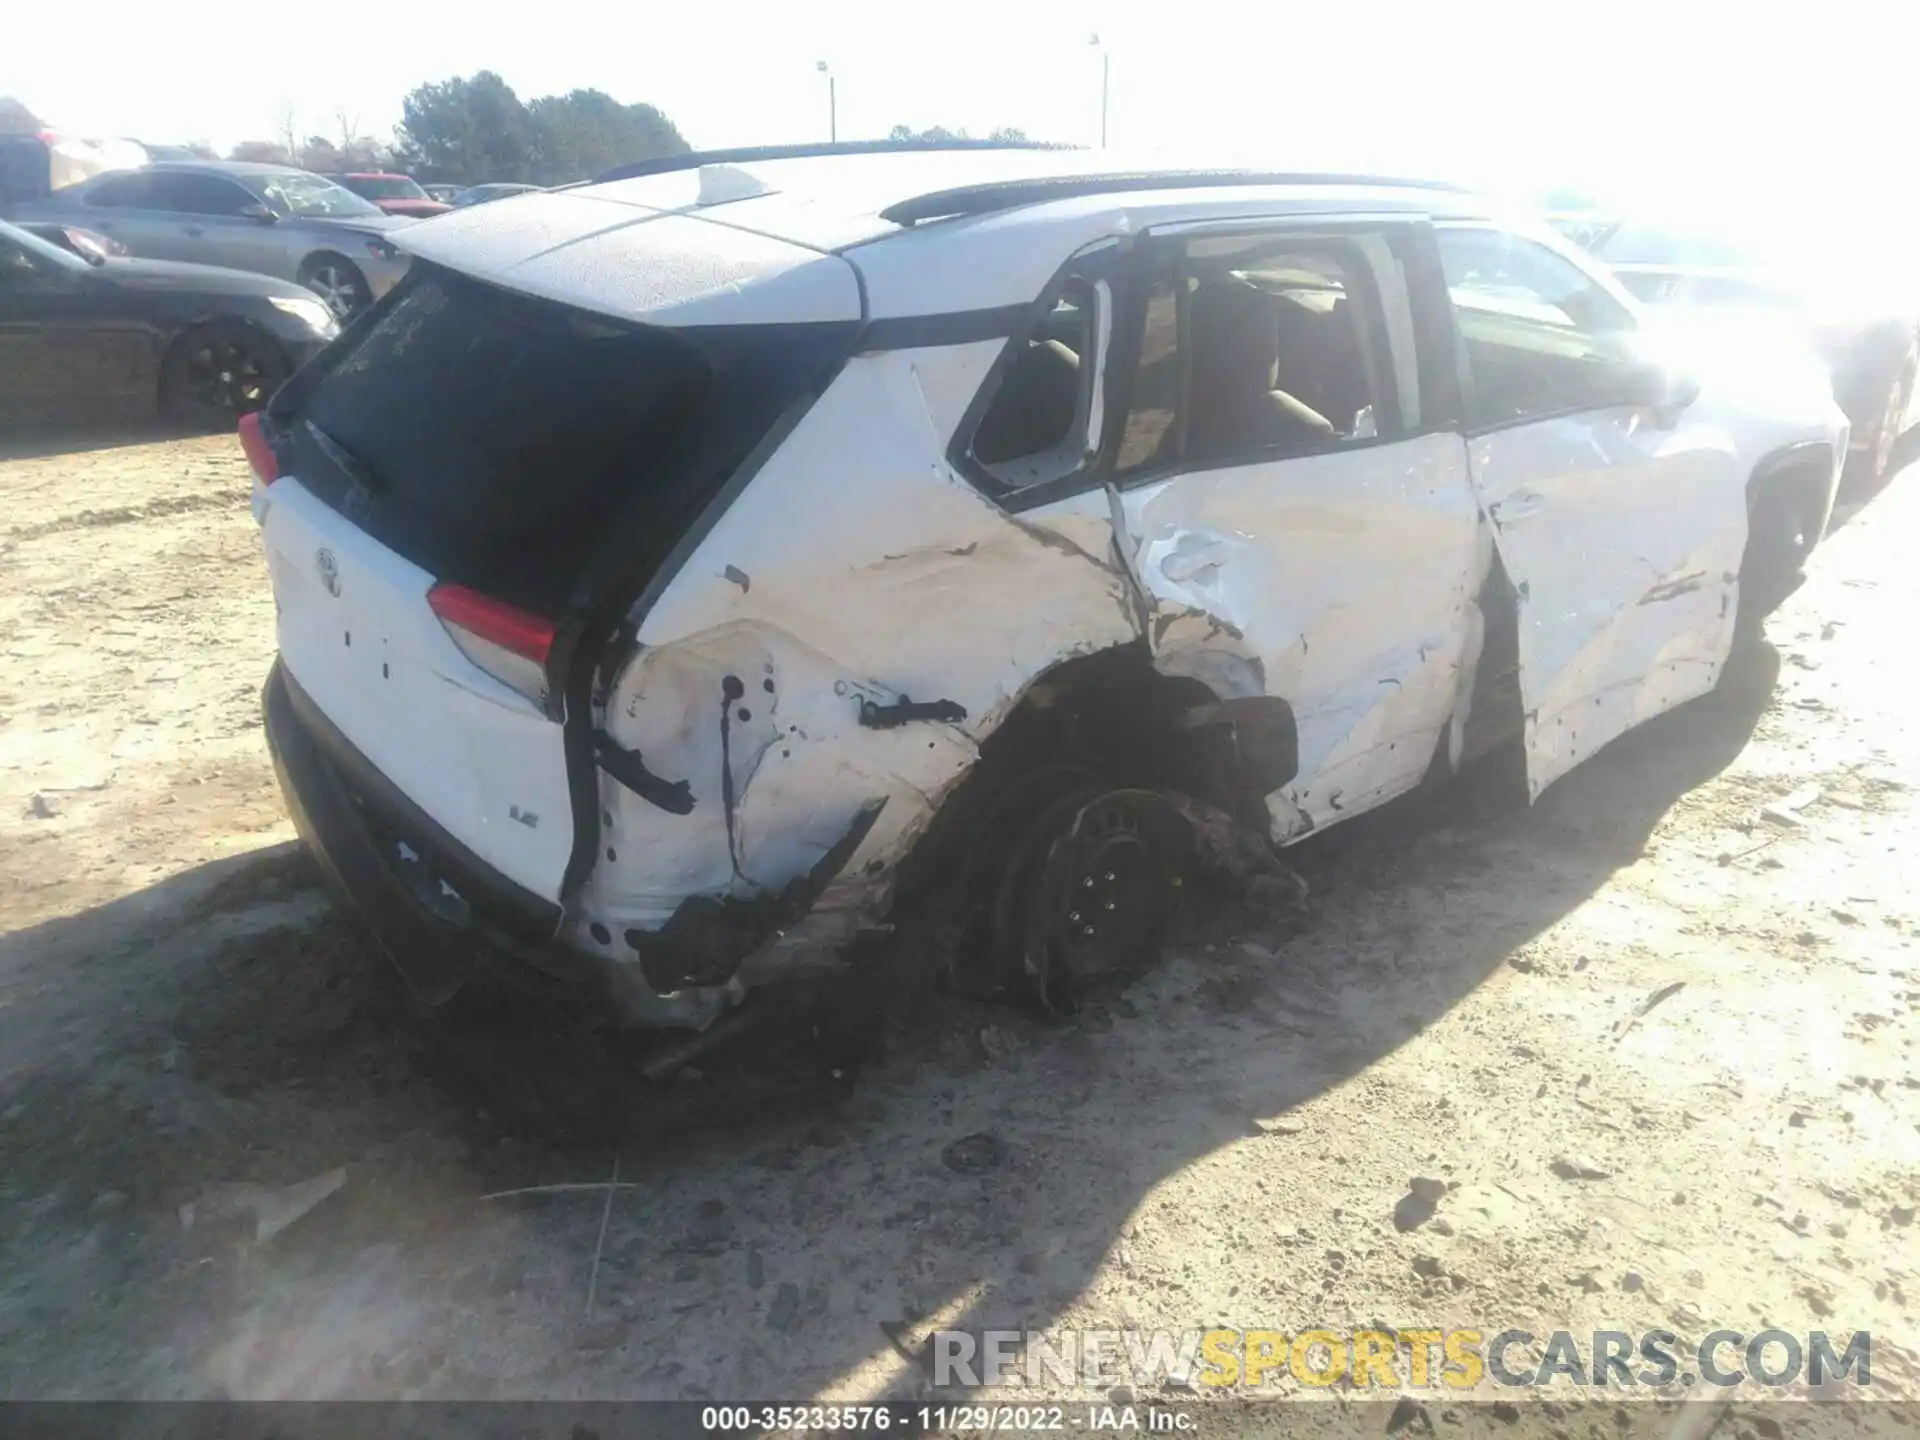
left=885, top=641, right=1299, bottom=979
left=1746, top=441, right=1834, bottom=527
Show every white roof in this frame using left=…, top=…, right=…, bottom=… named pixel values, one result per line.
left=394, top=148, right=1494, bottom=327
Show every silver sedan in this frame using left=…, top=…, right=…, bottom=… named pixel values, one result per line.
left=9, top=161, right=418, bottom=319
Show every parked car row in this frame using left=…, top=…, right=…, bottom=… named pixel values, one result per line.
left=9, top=162, right=416, bottom=322
left=0, top=217, right=336, bottom=426
left=1, top=128, right=549, bottom=322
left=0, top=149, right=557, bottom=426
left=242, top=145, right=1857, bottom=1112
left=323, top=172, right=451, bottom=218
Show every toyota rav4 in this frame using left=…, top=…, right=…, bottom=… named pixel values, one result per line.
left=246, top=143, right=1846, bottom=1103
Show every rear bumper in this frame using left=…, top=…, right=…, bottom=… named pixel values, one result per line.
left=263, top=656, right=872, bottom=1028
left=262, top=658, right=566, bottom=1003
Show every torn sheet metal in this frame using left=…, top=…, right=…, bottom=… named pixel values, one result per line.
left=574, top=346, right=1137, bottom=992
left=1116, top=432, right=1483, bottom=841
left=1465, top=413, right=1747, bottom=798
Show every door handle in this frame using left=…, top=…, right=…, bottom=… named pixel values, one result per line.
left=1160, top=540, right=1233, bottom=583
left=1492, top=493, right=1544, bottom=525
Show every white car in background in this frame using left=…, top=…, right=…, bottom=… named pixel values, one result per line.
left=1553, top=210, right=1908, bottom=488
left=241, top=143, right=1848, bottom=1121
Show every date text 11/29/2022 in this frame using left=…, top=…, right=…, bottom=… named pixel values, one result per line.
left=700, top=1403, right=1196, bottom=1432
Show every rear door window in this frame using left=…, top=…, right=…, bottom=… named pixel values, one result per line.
left=144, top=172, right=256, bottom=217
left=1116, top=233, right=1394, bottom=475
left=278, top=265, right=852, bottom=614
left=84, top=172, right=162, bottom=209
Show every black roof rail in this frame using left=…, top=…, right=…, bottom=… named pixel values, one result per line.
left=878, top=169, right=1481, bottom=227
left=591, top=138, right=1077, bottom=187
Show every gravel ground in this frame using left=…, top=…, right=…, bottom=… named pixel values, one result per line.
left=1, top=430, right=1916, bottom=1431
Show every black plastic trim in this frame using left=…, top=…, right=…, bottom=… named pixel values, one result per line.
left=880, top=170, right=1482, bottom=227
left=553, top=383, right=841, bottom=902
left=858, top=305, right=1030, bottom=351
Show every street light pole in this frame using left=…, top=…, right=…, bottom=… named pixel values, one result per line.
left=817, top=60, right=836, bottom=143
left=1101, top=49, right=1109, bottom=148
left=1089, top=34, right=1108, bottom=148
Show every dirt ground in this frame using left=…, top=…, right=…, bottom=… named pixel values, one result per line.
left=1, top=428, right=1917, bottom=1428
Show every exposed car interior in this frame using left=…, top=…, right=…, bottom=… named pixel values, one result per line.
left=1186, top=278, right=1338, bottom=457
left=971, top=246, right=1381, bottom=485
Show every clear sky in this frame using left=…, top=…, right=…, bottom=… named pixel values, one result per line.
left=9, top=0, right=1916, bottom=218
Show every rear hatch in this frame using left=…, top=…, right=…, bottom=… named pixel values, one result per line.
left=255, top=234, right=859, bottom=909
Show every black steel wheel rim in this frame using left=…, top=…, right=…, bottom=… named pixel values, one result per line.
left=994, top=788, right=1188, bottom=1012
left=1034, top=792, right=1159, bottom=985
left=183, top=337, right=275, bottom=414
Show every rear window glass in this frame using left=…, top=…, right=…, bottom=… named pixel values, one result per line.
left=283, top=265, right=850, bottom=613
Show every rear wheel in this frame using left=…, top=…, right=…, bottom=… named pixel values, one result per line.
left=1867, top=346, right=1918, bottom=485
left=298, top=253, right=373, bottom=321
left=994, top=787, right=1191, bottom=1013
left=158, top=322, right=289, bottom=426
left=1850, top=347, right=1912, bottom=495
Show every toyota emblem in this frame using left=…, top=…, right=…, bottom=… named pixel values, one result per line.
left=316, top=548, right=341, bottom=597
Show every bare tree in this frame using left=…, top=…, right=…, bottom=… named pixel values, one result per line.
left=229, top=140, right=292, bottom=164
left=275, top=102, right=300, bottom=165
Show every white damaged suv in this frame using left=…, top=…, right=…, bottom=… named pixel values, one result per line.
left=247, top=143, right=1846, bottom=1093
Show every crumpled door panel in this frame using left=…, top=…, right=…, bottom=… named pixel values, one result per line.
left=1117, top=432, right=1483, bottom=840
left=1466, top=412, right=1746, bottom=796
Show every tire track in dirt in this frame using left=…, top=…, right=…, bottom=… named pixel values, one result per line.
left=6, top=489, right=246, bottom=543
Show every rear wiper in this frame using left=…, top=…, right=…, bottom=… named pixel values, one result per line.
left=301, top=419, right=384, bottom=496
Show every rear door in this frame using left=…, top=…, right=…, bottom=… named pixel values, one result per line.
left=1108, top=219, right=1483, bottom=839
left=1435, top=225, right=1747, bottom=796
left=139, top=171, right=284, bottom=271
left=74, top=171, right=177, bottom=257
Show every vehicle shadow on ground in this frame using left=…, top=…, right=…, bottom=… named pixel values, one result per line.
left=1829, top=430, right=1919, bottom=533
left=0, top=642, right=1785, bottom=1398
left=840, top=644, right=1786, bottom=1387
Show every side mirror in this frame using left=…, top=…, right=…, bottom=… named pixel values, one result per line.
left=239, top=203, right=277, bottom=223
left=1626, top=362, right=1700, bottom=424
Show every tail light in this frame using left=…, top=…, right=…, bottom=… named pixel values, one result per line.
left=237, top=411, right=280, bottom=484
left=427, top=583, right=555, bottom=706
